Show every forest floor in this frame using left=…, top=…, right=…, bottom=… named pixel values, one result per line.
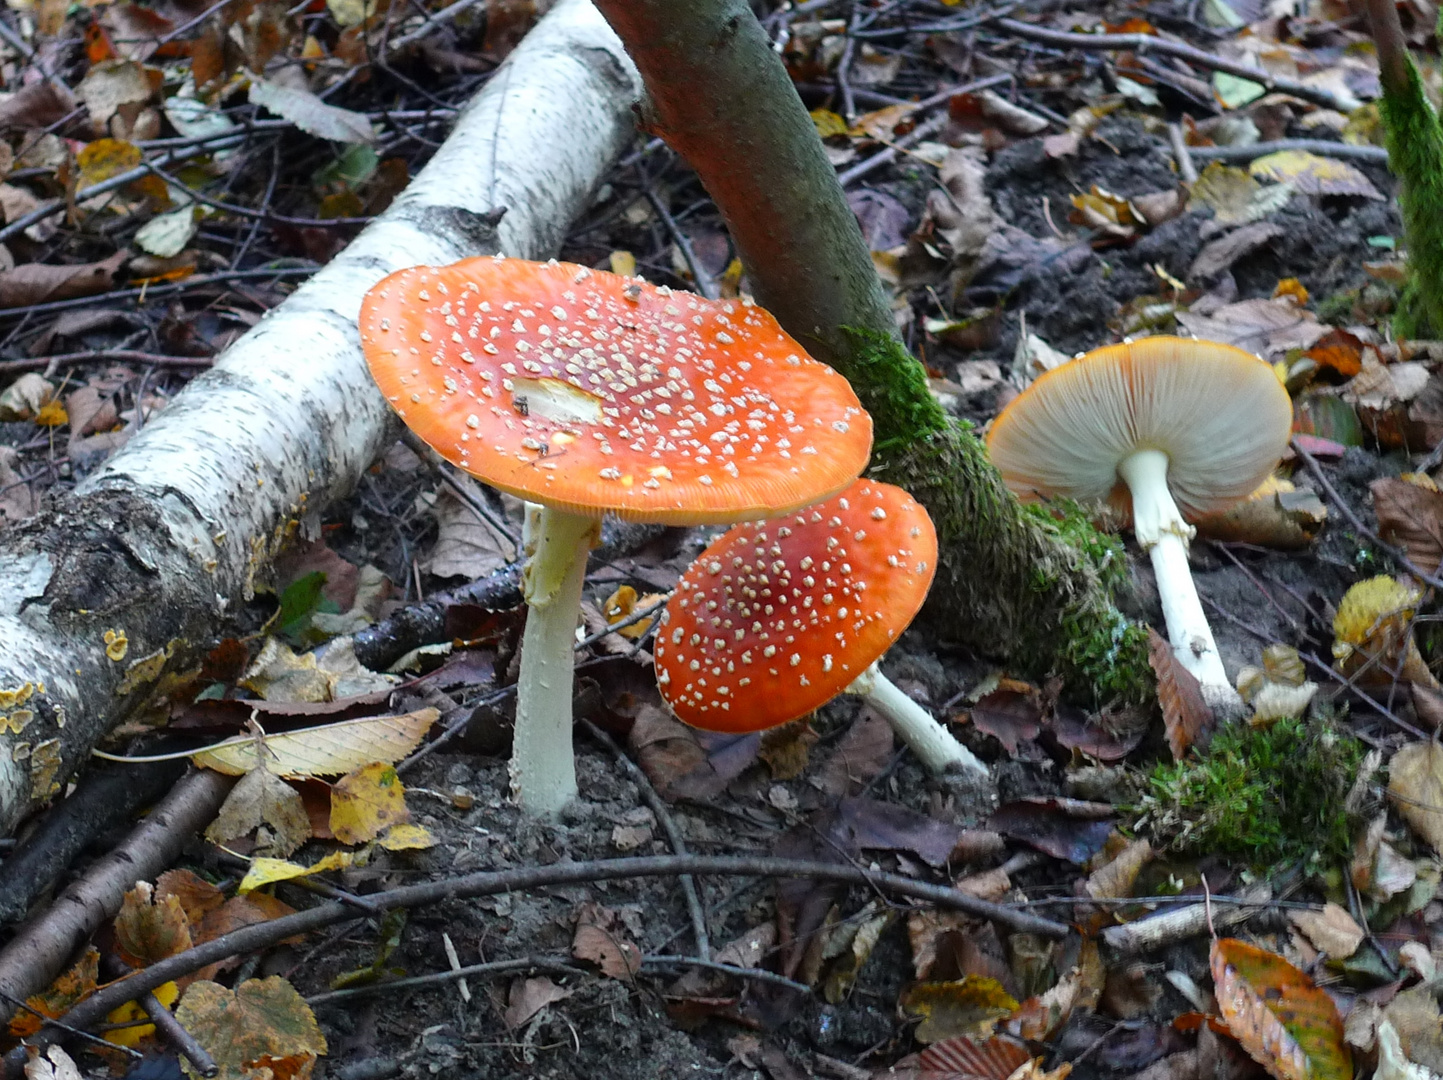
left=1, top=0, right=1440, bottom=1078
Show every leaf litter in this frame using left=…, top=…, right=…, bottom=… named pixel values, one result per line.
left=7, top=0, right=1443, bottom=1074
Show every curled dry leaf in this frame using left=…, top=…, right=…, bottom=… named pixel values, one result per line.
left=113, top=881, right=193, bottom=967
left=205, top=765, right=312, bottom=857
left=1085, top=837, right=1153, bottom=900
left=1372, top=477, right=1443, bottom=575
left=0, top=251, right=128, bottom=309
left=504, top=976, right=571, bottom=1029
left=1209, top=937, right=1351, bottom=1080
left=1195, top=475, right=1325, bottom=550
left=1148, top=629, right=1214, bottom=759
left=249, top=78, right=374, bottom=143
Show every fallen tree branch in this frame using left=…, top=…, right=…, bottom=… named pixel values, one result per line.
left=994, top=18, right=1353, bottom=111
left=5, top=851, right=1070, bottom=1071
left=0, top=0, right=643, bottom=835
left=0, top=768, right=235, bottom=1023
left=1188, top=138, right=1389, bottom=163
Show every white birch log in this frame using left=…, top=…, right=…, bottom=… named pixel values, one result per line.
left=0, top=0, right=642, bottom=835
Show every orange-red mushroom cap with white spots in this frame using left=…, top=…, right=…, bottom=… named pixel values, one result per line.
left=360, top=256, right=872, bottom=525
left=655, top=479, right=938, bottom=734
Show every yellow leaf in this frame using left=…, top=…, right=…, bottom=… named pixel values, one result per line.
left=190, top=708, right=437, bottom=778
left=33, top=399, right=67, bottom=426
left=76, top=137, right=143, bottom=189
left=238, top=850, right=355, bottom=895
left=330, top=762, right=409, bottom=845
left=1250, top=150, right=1382, bottom=198
left=901, top=976, right=1020, bottom=1044
left=376, top=822, right=435, bottom=850
left=105, top=981, right=177, bottom=1049
left=810, top=108, right=849, bottom=138
left=326, top=0, right=374, bottom=27
left=608, top=250, right=636, bottom=277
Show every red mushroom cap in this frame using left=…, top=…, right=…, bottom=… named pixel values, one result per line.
left=359, top=257, right=872, bottom=524
left=655, top=479, right=938, bottom=733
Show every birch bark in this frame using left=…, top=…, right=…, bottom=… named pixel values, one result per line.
left=0, top=0, right=642, bottom=834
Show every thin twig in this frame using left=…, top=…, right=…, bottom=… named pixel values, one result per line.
left=581, top=719, right=711, bottom=961
left=1167, top=123, right=1199, bottom=184
left=994, top=18, right=1352, bottom=110
left=1189, top=138, right=1388, bottom=164
left=1292, top=437, right=1443, bottom=590
left=6, top=853, right=1070, bottom=1071
left=0, top=267, right=316, bottom=322
left=0, top=350, right=211, bottom=376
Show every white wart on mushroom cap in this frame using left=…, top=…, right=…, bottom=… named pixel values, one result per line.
left=985, top=336, right=1292, bottom=525
left=656, top=479, right=938, bottom=733
left=360, top=256, right=872, bottom=524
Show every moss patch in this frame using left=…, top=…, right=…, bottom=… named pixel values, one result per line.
left=1131, top=718, right=1365, bottom=867
left=1379, top=59, right=1443, bottom=337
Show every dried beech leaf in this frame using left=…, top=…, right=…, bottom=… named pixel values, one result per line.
left=113, top=882, right=193, bottom=968
left=1372, top=477, right=1443, bottom=575
left=1148, top=629, right=1214, bottom=759
left=1288, top=903, right=1364, bottom=959
left=191, top=708, right=437, bottom=777
left=1388, top=741, right=1443, bottom=855
left=1085, top=838, right=1153, bottom=900
left=571, top=901, right=642, bottom=980
left=1210, top=937, right=1351, bottom=1080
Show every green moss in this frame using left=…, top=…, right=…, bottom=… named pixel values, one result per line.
left=842, top=329, right=1154, bottom=705
left=1379, top=58, right=1443, bottom=337
left=1131, top=718, right=1365, bottom=867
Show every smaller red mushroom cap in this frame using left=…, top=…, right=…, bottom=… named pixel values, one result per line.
left=359, top=257, right=871, bottom=525
left=655, top=479, right=938, bottom=734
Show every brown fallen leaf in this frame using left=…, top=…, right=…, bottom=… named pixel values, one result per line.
left=205, top=765, right=312, bottom=857
left=504, top=976, right=571, bottom=1029
left=1388, top=742, right=1443, bottom=856
left=1372, top=477, right=1443, bottom=575
left=1195, top=476, right=1326, bottom=549
left=155, top=869, right=225, bottom=926
left=572, top=901, right=642, bottom=980
left=1085, top=838, right=1153, bottom=900
left=113, top=881, right=193, bottom=968
left=814, top=709, right=894, bottom=797
left=1288, top=903, right=1364, bottom=959
left=1249, top=150, right=1383, bottom=199
left=0, top=251, right=128, bottom=308
left=1148, top=629, right=1214, bottom=760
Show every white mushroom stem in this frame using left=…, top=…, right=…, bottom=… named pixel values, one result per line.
left=1117, top=449, right=1242, bottom=711
left=510, top=502, right=601, bottom=816
left=847, top=663, right=987, bottom=776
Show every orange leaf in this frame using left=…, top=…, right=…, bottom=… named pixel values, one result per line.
left=1210, top=938, right=1351, bottom=1080
left=1147, top=629, right=1214, bottom=759
left=8, top=947, right=98, bottom=1038
left=1306, top=328, right=1364, bottom=380
left=919, top=1035, right=1031, bottom=1078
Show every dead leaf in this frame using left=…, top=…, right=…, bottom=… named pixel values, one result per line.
left=0, top=82, right=75, bottom=131
left=1389, top=742, right=1443, bottom=856
left=1249, top=150, right=1383, bottom=199
left=759, top=717, right=818, bottom=780
left=191, top=708, right=437, bottom=778
left=572, top=901, right=642, bottom=979
left=1333, top=576, right=1434, bottom=686
left=1175, top=297, right=1326, bottom=359
left=0, top=373, right=53, bottom=421
left=1190, top=161, right=1293, bottom=223
left=8, top=949, right=97, bottom=1039
left=24, top=1046, right=81, bottom=1080
left=968, top=688, right=1041, bottom=756
left=155, top=869, right=225, bottom=926
left=424, top=485, right=515, bottom=579
left=204, top=766, right=312, bottom=857
left=1288, top=903, right=1364, bottom=959
left=815, top=709, right=894, bottom=797
left=1086, top=838, right=1153, bottom=899
left=986, top=798, right=1115, bottom=863
left=1210, top=938, right=1351, bottom=1080
left=174, top=977, right=327, bottom=1079
left=1190, top=222, right=1284, bottom=282
left=77, top=61, right=152, bottom=130
left=504, top=976, right=571, bottom=1029
left=0, top=252, right=128, bottom=309
left=330, top=761, right=410, bottom=845
left=917, top=1037, right=1036, bottom=1080
left=1148, top=628, right=1214, bottom=759
left=1195, top=475, right=1326, bottom=549
left=250, top=78, right=373, bottom=143
left=901, top=977, right=1020, bottom=1044
left=1372, top=477, right=1443, bottom=575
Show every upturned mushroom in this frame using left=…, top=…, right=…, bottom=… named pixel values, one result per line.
left=655, top=479, right=985, bottom=775
left=360, top=256, right=871, bottom=815
left=985, top=336, right=1292, bottom=712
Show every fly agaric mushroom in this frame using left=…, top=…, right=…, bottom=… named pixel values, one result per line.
left=655, top=479, right=985, bottom=776
left=360, top=256, right=871, bottom=815
left=985, top=336, right=1292, bottom=712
